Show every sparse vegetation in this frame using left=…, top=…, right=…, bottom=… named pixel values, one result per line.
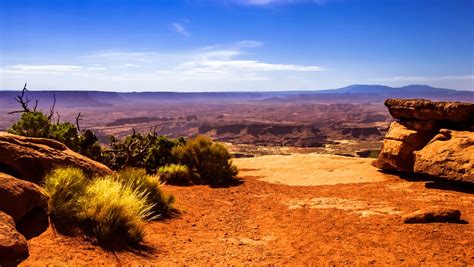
left=78, top=177, right=154, bottom=244
left=113, top=168, right=175, bottom=216
left=158, top=164, right=193, bottom=185
left=9, top=85, right=239, bottom=189
left=43, top=167, right=174, bottom=244
left=102, top=131, right=183, bottom=172
left=172, top=135, right=239, bottom=186
left=43, top=167, right=88, bottom=220
left=7, top=85, right=103, bottom=162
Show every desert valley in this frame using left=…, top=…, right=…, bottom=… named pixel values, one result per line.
left=0, top=85, right=473, bottom=265
left=1, top=0, right=473, bottom=265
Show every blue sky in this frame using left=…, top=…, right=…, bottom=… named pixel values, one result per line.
left=0, top=0, right=473, bottom=91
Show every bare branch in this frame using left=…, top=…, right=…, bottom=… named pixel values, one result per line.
left=56, top=112, right=61, bottom=124
left=76, top=113, right=83, bottom=132
left=8, top=83, right=32, bottom=114
left=48, top=94, right=56, bottom=121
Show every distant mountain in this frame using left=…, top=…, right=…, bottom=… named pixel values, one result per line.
left=0, top=84, right=472, bottom=108
left=315, top=84, right=456, bottom=94
left=283, top=84, right=474, bottom=102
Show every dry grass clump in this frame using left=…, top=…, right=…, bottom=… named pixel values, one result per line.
left=43, top=167, right=174, bottom=244
left=43, top=167, right=88, bottom=219
left=114, top=168, right=175, bottom=216
left=157, top=164, right=193, bottom=185
left=78, top=177, right=154, bottom=243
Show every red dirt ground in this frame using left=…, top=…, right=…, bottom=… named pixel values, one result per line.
left=19, top=156, right=474, bottom=265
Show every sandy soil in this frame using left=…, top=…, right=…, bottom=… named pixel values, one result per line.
left=18, top=154, right=474, bottom=265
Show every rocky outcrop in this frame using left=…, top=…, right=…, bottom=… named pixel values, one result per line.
left=385, top=99, right=474, bottom=123
left=402, top=207, right=462, bottom=223
left=374, top=99, right=473, bottom=184
left=373, top=122, right=435, bottom=172
left=414, top=130, right=474, bottom=183
left=0, top=173, right=49, bottom=222
left=0, top=211, right=29, bottom=260
left=0, top=132, right=112, bottom=184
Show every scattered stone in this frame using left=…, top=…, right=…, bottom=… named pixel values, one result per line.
left=402, top=207, right=462, bottom=223
left=0, top=211, right=29, bottom=260
left=0, top=172, right=49, bottom=222
left=0, top=132, right=112, bottom=184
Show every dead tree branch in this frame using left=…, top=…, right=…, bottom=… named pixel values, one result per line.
left=8, top=83, right=32, bottom=114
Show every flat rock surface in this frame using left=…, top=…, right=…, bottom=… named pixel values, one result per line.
left=21, top=154, right=474, bottom=265
left=234, top=154, right=390, bottom=186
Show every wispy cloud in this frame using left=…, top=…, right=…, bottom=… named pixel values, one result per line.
left=0, top=64, right=105, bottom=75
left=1, top=40, right=327, bottom=91
left=171, top=22, right=190, bottom=37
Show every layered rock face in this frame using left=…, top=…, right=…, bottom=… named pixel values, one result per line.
left=374, top=99, right=473, bottom=184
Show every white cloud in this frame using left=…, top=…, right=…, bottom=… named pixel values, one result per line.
left=0, top=40, right=328, bottom=91
left=171, top=23, right=190, bottom=37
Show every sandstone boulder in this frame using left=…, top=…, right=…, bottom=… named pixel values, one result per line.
left=0, top=132, right=112, bottom=184
left=385, top=99, right=474, bottom=123
left=0, top=211, right=28, bottom=260
left=373, top=121, right=436, bottom=172
left=402, top=207, right=462, bottom=223
left=414, top=130, right=474, bottom=184
left=0, top=172, right=49, bottom=222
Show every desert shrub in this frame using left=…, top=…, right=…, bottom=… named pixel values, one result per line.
left=43, top=167, right=88, bottom=219
left=9, top=111, right=51, bottom=138
left=103, top=131, right=183, bottom=173
left=172, top=135, right=239, bottom=186
left=8, top=111, right=104, bottom=162
left=157, top=164, right=193, bottom=185
left=78, top=178, right=154, bottom=244
left=114, top=168, right=175, bottom=216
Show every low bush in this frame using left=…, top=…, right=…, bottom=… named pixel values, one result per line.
left=172, top=135, right=239, bottom=186
left=157, top=164, right=193, bottom=185
left=43, top=167, right=88, bottom=219
left=102, top=132, right=183, bottom=173
left=78, top=178, right=154, bottom=244
left=114, top=168, right=175, bottom=216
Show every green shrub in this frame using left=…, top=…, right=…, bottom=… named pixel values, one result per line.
left=172, top=135, right=239, bottom=186
left=157, top=164, right=193, bottom=185
left=43, top=167, right=88, bottom=219
left=8, top=111, right=104, bottom=163
left=114, top=168, right=175, bottom=216
left=78, top=178, right=154, bottom=244
left=8, top=111, right=51, bottom=138
left=102, top=132, right=183, bottom=173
